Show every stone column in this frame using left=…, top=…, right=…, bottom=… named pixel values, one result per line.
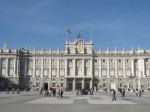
left=99, top=59, right=102, bottom=78
left=115, top=59, right=118, bottom=78
left=0, top=57, right=2, bottom=76
left=16, top=57, right=20, bottom=77
left=90, top=78, right=93, bottom=89
left=64, top=78, right=67, bottom=89
left=13, top=58, right=17, bottom=77
left=33, top=58, right=35, bottom=77
left=6, top=58, right=9, bottom=77
left=138, top=58, right=145, bottom=90
left=82, top=59, right=85, bottom=76
left=123, top=59, right=126, bottom=78
left=131, top=59, right=135, bottom=89
left=73, top=78, right=75, bottom=91
left=107, top=59, right=110, bottom=78
left=82, top=78, right=84, bottom=89
left=73, top=59, right=76, bottom=76
left=57, top=59, right=60, bottom=77
left=49, top=59, right=52, bottom=78
left=65, top=59, right=68, bottom=77
left=90, top=59, right=93, bottom=77
left=141, top=58, right=145, bottom=77
left=138, top=59, right=141, bottom=90
left=24, top=58, right=27, bottom=77
left=41, top=58, right=43, bottom=77
left=131, top=59, right=135, bottom=77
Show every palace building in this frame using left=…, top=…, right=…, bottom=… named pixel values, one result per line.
left=1, top=34, right=150, bottom=91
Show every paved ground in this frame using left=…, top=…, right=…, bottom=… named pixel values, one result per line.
left=0, top=91, right=150, bottom=112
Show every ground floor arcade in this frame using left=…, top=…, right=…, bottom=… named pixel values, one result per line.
left=1, top=77, right=150, bottom=91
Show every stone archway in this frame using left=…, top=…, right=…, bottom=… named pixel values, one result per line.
left=110, top=79, right=116, bottom=90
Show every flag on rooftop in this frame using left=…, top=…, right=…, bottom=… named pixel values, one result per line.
left=66, top=28, right=71, bottom=33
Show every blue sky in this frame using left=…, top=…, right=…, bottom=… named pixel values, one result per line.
left=0, top=0, right=150, bottom=51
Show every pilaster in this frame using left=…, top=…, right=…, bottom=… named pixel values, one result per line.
left=82, top=78, right=84, bottom=89
left=24, top=58, right=27, bottom=77
left=115, top=59, right=118, bottom=78
left=16, top=57, right=20, bottom=77
left=0, top=58, right=1, bottom=76
left=123, top=59, right=126, bottom=78
left=13, top=58, right=17, bottom=77
left=131, top=59, right=135, bottom=76
left=65, top=59, right=68, bottom=77
left=82, top=59, right=85, bottom=76
left=73, top=59, right=76, bottom=76
left=73, top=78, right=75, bottom=91
left=33, top=58, right=35, bottom=77
left=90, top=59, right=93, bottom=77
left=99, top=59, right=102, bottom=78
left=57, top=59, right=60, bottom=77
left=6, top=58, right=9, bottom=77
left=107, top=59, right=110, bottom=78
left=41, top=58, right=43, bottom=77
left=90, top=78, right=93, bottom=89
left=49, top=59, right=52, bottom=78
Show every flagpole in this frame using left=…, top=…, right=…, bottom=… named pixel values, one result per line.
left=66, top=28, right=71, bottom=41
left=66, top=31, right=69, bottom=41
left=91, top=26, right=93, bottom=42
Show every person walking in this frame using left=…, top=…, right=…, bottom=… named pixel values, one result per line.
left=40, top=88, right=43, bottom=95
left=17, top=88, right=20, bottom=94
left=139, top=90, right=142, bottom=97
left=105, top=88, right=107, bottom=93
left=57, top=89, right=60, bottom=98
left=12, top=88, right=14, bottom=94
left=136, top=89, right=138, bottom=96
left=122, top=89, right=125, bottom=97
left=6, top=88, right=9, bottom=94
left=49, top=88, right=51, bottom=97
left=112, top=89, right=117, bottom=101
left=60, top=89, right=63, bottom=98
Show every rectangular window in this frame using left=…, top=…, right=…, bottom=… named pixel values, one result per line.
left=60, top=59, right=64, bottom=62
left=44, top=59, right=48, bottom=63
left=52, top=83, right=55, bottom=87
left=94, top=59, right=97, bottom=63
left=102, top=59, right=105, bottom=63
left=135, top=59, right=137, bottom=63
left=145, top=59, right=148, bottom=62
left=120, top=83, right=122, bottom=88
left=52, top=59, right=56, bottom=63
left=110, top=59, right=114, bottom=63
left=148, top=83, right=150, bottom=88
left=103, top=83, right=106, bottom=87
left=103, top=79, right=105, bottom=81
left=61, top=83, right=63, bottom=87
left=118, top=59, right=121, bottom=63
left=69, top=59, right=72, bottom=62
left=126, top=59, right=129, bottom=63
left=36, top=82, right=39, bottom=87
left=36, top=59, right=40, bottom=63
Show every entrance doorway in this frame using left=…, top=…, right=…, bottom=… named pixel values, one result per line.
left=110, top=83, right=116, bottom=90
left=68, top=82, right=73, bottom=91
left=43, top=83, right=48, bottom=90
left=85, top=83, right=90, bottom=90
left=76, top=83, right=82, bottom=90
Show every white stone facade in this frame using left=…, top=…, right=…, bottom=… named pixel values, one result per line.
left=1, top=36, right=150, bottom=91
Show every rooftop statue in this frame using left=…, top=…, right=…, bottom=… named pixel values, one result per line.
left=2, top=43, right=8, bottom=50
left=77, top=33, right=81, bottom=39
